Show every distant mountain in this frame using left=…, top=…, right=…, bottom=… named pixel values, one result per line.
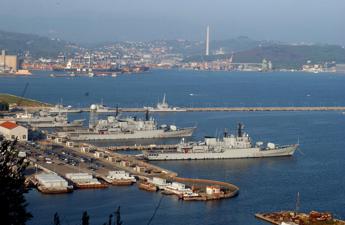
left=233, top=44, right=345, bottom=69
left=185, top=44, right=345, bottom=69
left=166, top=36, right=277, bottom=56
left=0, top=30, right=77, bottom=58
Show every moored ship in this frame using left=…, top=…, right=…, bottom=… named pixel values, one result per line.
left=61, top=111, right=195, bottom=141
left=144, top=94, right=186, bottom=112
left=144, top=123, right=298, bottom=160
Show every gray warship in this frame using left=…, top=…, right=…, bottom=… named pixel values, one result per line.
left=144, top=123, right=298, bottom=160
left=60, top=111, right=195, bottom=141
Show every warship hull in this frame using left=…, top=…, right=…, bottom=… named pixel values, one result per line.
left=68, top=127, right=195, bottom=141
left=145, top=145, right=298, bottom=160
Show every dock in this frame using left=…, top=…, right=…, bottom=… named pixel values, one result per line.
left=27, top=140, right=239, bottom=201
left=23, top=106, right=345, bottom=113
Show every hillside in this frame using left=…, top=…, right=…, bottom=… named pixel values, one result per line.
left=166, top=36, right=276, bottom=56
left=233, top=44, right=345, bottom=69
left=0, top=93, right=51, bottom=107
left=0, top=30, right=76, bottom=58
left=185, top=44, right=345, bottom=69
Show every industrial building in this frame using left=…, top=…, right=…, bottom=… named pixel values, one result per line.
left=35, top=173, right=69, bottom=189
left=0, top=50, right=18, bottom=73
left=0, top=121, right=28, bottom=141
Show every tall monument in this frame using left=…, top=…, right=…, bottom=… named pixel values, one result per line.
left=205, top=25, right=210, bottom=56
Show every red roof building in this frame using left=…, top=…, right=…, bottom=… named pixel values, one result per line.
left=0, top=121, right=27, bottom=141
left=0, top=121, right=18, bottom=130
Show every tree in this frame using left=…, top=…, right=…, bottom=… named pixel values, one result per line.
left=0, top=138, right=32, bottom=225
left=115, top=206, right=123, bottom=225
left=82, top=211, right=90, bottom=225
left=53, top=213, right=61, bottom=225
left=108, top=214, right=113, bottom=225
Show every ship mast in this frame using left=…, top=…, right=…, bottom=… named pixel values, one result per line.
left=295, top=192, right=300, bottom=215
left=162, top=93, right=166, bottom=105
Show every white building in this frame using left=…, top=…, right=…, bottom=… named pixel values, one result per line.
left=35, top=173, right=68, bottom=188
left=107, top=171, right=136, bottom=181
left=0, top=121, right=28, bottom=141
left=150, top=177, right=169, bottom=189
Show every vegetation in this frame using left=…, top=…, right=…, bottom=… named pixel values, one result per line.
left=0, top=30, right=76, bottom=58
left=0, top=93, right=51, bottom=107
left=0, top=138, right=32, bottom=225
left=184, top=44, right=345, bottom=69
left=233, top=44, right=345, bottom=69
left=82, top=211, right=90, bottom=225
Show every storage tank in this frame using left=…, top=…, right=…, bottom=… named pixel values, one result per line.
left=267, top=142, right=275, bottom=149
left=90, top=104, right=97, bottom=111
left=169, top=125, right=177, bottom=131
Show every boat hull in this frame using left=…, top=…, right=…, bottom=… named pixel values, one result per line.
left=145, top=145, right=298, bottom=160
left=68, top=127, right=195, bottom=141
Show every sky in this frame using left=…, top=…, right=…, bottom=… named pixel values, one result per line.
left=0, top=0, right=344, bottom=44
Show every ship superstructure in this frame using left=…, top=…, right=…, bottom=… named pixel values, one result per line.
left=144, top=94, right=186, bottom=112
left=144, top=123, right=298, bottom=160
left=60, top=111, right=194, bottom=141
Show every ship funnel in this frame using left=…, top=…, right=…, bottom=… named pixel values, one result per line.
left=145, top=109, right=150, bottom=121
left=224, top=128, right=228, bottom=137
left=115, top=105, right=119, bottom=117
left=237, top=123, right=244, bottom=137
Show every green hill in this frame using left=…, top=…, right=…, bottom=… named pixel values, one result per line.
left=0, top=93, right=51, bottom=107
left=233, top=44, right=345, bottom=69
left=0, top=30, right=76, bottom=58
left=184, top=44, right=345, bottom=69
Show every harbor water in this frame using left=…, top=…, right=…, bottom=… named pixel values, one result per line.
left=1, top=70, right=345, bottom=225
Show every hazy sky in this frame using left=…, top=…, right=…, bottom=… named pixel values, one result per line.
left=1, top=0, right=344, bottom=44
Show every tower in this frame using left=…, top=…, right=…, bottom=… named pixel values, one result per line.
left=205, top=25, right=210, bottom=56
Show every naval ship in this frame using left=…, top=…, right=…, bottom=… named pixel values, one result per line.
left=144, top=94, right=186, bottom=112
left=61, top=111, right=195, bottom=141
left=144, top=123, right=298, bottom=160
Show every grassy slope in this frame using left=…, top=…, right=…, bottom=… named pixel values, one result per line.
left=0, top=93, right=51, bottom=107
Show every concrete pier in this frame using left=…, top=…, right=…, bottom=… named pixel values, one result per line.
left=26, top=106, right=345, bottom=113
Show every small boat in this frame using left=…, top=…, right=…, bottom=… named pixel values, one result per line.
left=138, top=182, right=157, bottom=192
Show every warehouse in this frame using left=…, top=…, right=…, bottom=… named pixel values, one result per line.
left=0, top=121, right=28, bottom=141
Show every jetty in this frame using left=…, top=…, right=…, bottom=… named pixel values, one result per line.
left=23, top=106, right=345, bottom=113
left=28, top=140, right=239, bottom=201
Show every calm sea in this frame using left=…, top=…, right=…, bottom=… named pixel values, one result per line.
left=1, top=70, right=345, bottom=225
